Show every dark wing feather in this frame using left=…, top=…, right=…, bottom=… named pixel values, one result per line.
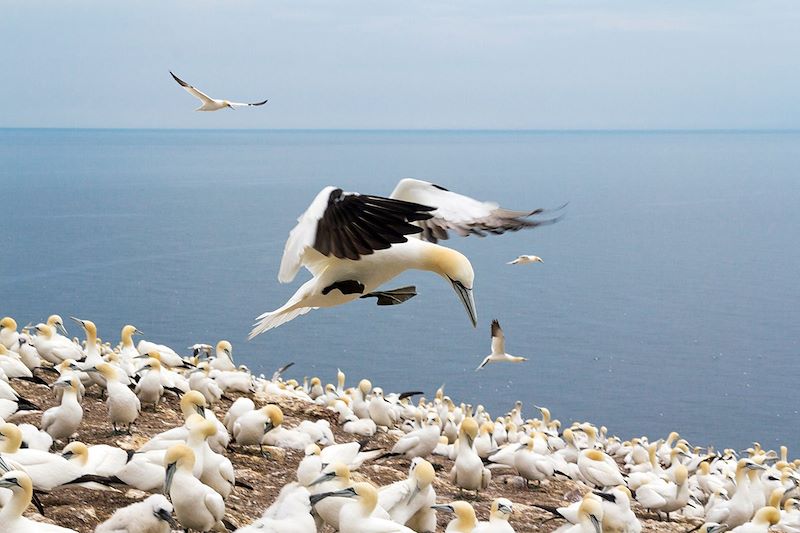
left=416, top=207, right=564, bottom=243
left=313, top=189, right=435, bottom=260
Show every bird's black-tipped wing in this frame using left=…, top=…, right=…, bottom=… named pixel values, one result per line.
left=390, top=178, right=564, bottom=243
left=279, top=187, right=435, bottom=282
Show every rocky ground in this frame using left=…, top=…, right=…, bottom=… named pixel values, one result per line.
left=9, top=376, right=700, bottom=532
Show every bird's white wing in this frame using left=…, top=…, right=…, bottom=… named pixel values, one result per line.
left=378, top=480, right=413, bottom=513
left=635, top=484, right=669, bottom=509
left=490, top=319, right=505, bottom=355
left=229, top=99, right=269, bottom=107
left=277, top=186, right=436, bottom=283
left=475, top=355, right=492, bottom=371
left=391, top=435, right=421, bottom=455
left=390, top=178, right=560, bottom=243
left=170, top=71, right=215, bottom=104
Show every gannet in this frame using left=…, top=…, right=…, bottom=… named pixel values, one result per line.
left=89, top=362, right=140, bottom=433
left=135, top=357, right=165, bottom=409
left=383, top=413, right=441, bottom=459
left=706, top=460, right=763, bottom=528
left=188, top=362, right=223, bottom=404
left=15, top=334, right=41, bottom=370
left=0, top=423, right=86, bottom=491
left=209, top=340, right=236, bottom=371
left=235, top=483, right=316, bottom=533
left=507, top=255, right=544, bottom=265
left=432, top=501, right=478, bottom=533
left=0, top=317, right=20, bottom=350
left=377, top=458, right=437, bottom=531
left=312, top=482, right=414, bottom=533
left=472, top=498, right=516, bottom=533
left=62, top=441, right=129, bottom=478
left=224, top=397, right=255, bottom=434
left=592, top=486, right=641, bottom=533
left=730, top=506, right=781, bottom=533
left=16, top=423, right=53, bottom=452
left=554, top=497, right=603, bottom=533
left=250, top=179, right=559, bottom=336
left=513, top=434, right=556, bottom=487
left=32, top=324, right=84, bottom=365
left=233, top=404, right=283, bottom=454
left=95, top=494, right=177, bottom=533
left=170, top=71, right=268, bottom=111
left=139, top=391, right=228, bottom=453
left=777, top=499, right=800, bottom=533
left=475, top=319, right=528, bottom=370
left=449, top=418, right=491, bottom=496
left=40, top=376, right=83, bottom=441
left=164, top=444, right=226, bottom=532
left=634, top=464, right=689, bottom=520
left=0, top=345, right=36, bottom=380
left=0, top=470, right=78, bottom=533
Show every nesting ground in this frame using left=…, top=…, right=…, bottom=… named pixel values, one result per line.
left=10, top=376, right=699, bottom=532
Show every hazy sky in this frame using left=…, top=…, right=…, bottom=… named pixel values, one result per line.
left=3, top=0, right=799, bottom=129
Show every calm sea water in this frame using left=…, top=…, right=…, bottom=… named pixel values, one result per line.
left=2, top=129, right=799, bottom=451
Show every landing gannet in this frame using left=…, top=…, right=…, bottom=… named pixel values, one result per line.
left=0, top=470, right=78, bottom=533
left=170, top=71, right=268, bottom=111
left=250, top=179, right=559, bottom=336
left=95, top=494, right=177, bottom=533
left=476, top=319, right=528, bottom=370
left=507, top=255, right=543, bottom=265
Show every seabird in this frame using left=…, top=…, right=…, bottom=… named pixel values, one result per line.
left=170, top=71, right=268, bottom=111
left=475, top=319, right=528, bottom=370
left=507, top=255, right=544, bottom=265
left=250, top=178, right=559, bottom=337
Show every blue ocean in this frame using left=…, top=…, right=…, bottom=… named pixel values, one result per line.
left=2, top=128, right=798, bottom=451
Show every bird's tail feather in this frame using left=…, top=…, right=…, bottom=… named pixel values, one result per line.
left=249, top=306, right=315, bottom=339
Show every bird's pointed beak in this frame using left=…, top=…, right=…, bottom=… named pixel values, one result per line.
left=451, top=280, right=477, bottom=327
left=310, top=471, right=336, bottom=486
left=154, top=508, right=178, bottom=528
left=431, top=504, right=455, bottom=513
left=164, top=462, right=177, bottom=494
left=590, top=514, right=602, bottom=533
left=57, top=323, right=69, bottom=336
left=69, top=316, right=85, bottom=328
left=134, top=328, right=144, bottom=336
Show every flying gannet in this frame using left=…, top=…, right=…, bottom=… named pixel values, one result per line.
left=250, top=179, right=560, bottom=337
left=507, top=255, right=543, bottom=265
left=475, top=319, right=528, bottom=370
left=170, top=71, right=268, bottom=111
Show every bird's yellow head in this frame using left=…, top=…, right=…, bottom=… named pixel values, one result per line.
left=411, top=458, right=435, bottom=487
left=431, top=501, right=477, bottom=530
left=459, top=417, right=479, bottom=447
left=428, top=247, right=476, bottom=327
left=358, top=379, right=372, bottom=395
left=216, top=340, right=232, bottom=356
left=180, top=390, right=208, bottom=418
left=0, top=317, right=17, bottom=332
left=262, top=404, right=283, bottom=430
left=0, top=423, right=23, bottom=453
left=62, top=441, right=90, bottom=465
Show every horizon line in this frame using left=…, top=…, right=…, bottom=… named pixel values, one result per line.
left=2, top=127, right=800, bottom=134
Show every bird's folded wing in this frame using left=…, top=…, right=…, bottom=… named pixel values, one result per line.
left=170, top=71, right=214, bottom=104
left=377, top=481, right=412, bottom=512
left=490, top=319, right=505, bottom=355
left=278, top=186, right=435, bottom=283
left=389, top=178, right=559, bottom=243
left=391, top=435, right=421, bottom=455
left=634, top=485, right=668, bottom=509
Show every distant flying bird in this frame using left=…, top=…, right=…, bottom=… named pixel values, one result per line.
left=249, top=178, right=561, bottom=338
left=475, top=319, right=528, bottom=370
left=507, top=255, right=543, bottom=265
left=169, top=71, right=268, bottom=112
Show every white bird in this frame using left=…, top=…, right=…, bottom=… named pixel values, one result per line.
left=209, top=340, right=236, bottom=371
left=554, top=497, right=603, bottom=533
left=0, top=423, right=85, bottom=491
left=384, top=414, right=441, bottom=460
left=378, top=458, right=437, bottom=532
left=164, top=444, right=226, bottom=532
left=634, top=464, right=689, bottom=520
left=250, top=179, right=559, bottom=336
left=170, top=71, right=268, bottom=111
left=94, top=494, right=177, bottom=533
left=62, top=441, right=130, bottom=478
left=40, top=376, right=83, bottom=441
left=730, top=506, right=782, bottom=533
left=313, top=482, right=415, bottom=533
left=475, top=319, right=528, bottom=370
left=235, top=483, right=315, bottom=533
left=91, top=362, right=140, bottom=433
left=449, top=418, right=491, bottom=496
left=507, top=255, right=544, bottom=265
left=31, top=324, right=83, bottom=365
left=0, top=317, right=20, bottom=350
left=472, top=498, right=516, bottom=533
left=0, top=470, right=78, bottom=533
left=431, top=500, right=478, bottom=533
left=233, top=404, right=283, bottom=453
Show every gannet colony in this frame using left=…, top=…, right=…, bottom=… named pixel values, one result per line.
left=1, top=181, right=796, bottom=532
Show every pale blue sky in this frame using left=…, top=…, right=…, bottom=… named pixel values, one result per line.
left=3, top=0, right=799, bottom=129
